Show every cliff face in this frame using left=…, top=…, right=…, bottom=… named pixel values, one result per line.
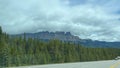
left=11, top=31, right=120, bottom=48
left=12, top=31, right=80, bottom=42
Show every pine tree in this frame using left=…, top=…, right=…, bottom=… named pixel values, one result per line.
left=0, top=26, right=2, bottom=35
left=0, top=39, right=9, bottom=67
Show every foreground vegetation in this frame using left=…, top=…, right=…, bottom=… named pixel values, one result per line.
left=0, top=26, right=120, bottom=67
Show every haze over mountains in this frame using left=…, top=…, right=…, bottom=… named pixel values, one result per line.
left=1, top=0, right=120, bottom=42
left=11, top=31, right=120, bottom=48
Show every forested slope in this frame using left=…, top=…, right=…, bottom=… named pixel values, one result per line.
left=0, top=26, right=120, bottom=67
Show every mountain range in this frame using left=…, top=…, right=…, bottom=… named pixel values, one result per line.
left=11, top=31, right=120, bottom=48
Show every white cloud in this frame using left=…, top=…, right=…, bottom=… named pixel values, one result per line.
left=0, top=0, right=120, bottom=42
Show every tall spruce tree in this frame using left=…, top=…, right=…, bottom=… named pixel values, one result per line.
left=0, top=26, right=9, bottom=67
left=0, top=26, right=2, bottom=35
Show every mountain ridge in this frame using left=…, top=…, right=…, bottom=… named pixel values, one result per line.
left=11, top=31, right=120, bottom=48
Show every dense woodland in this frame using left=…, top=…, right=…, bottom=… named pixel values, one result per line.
left=0, top=26, right=120, bottom=67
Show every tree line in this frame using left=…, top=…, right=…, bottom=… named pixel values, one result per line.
left=0, top=26, right=120, bottom=67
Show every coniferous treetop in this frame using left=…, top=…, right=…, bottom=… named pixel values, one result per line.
left=0, top=26, right=2, bottom=35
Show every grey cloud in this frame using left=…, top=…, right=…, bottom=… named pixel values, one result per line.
left=0, top=0, right=120, bottom=42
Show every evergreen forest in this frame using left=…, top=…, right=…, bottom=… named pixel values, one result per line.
left=0, top=26, right=120, bottom=67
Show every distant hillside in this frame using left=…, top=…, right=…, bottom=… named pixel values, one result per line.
left=79, top=39, right=120, bottom=48
left=11, top=31, right=120, bottom=48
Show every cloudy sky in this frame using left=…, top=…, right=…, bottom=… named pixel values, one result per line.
left=0, top=0, right=120, bottom=42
